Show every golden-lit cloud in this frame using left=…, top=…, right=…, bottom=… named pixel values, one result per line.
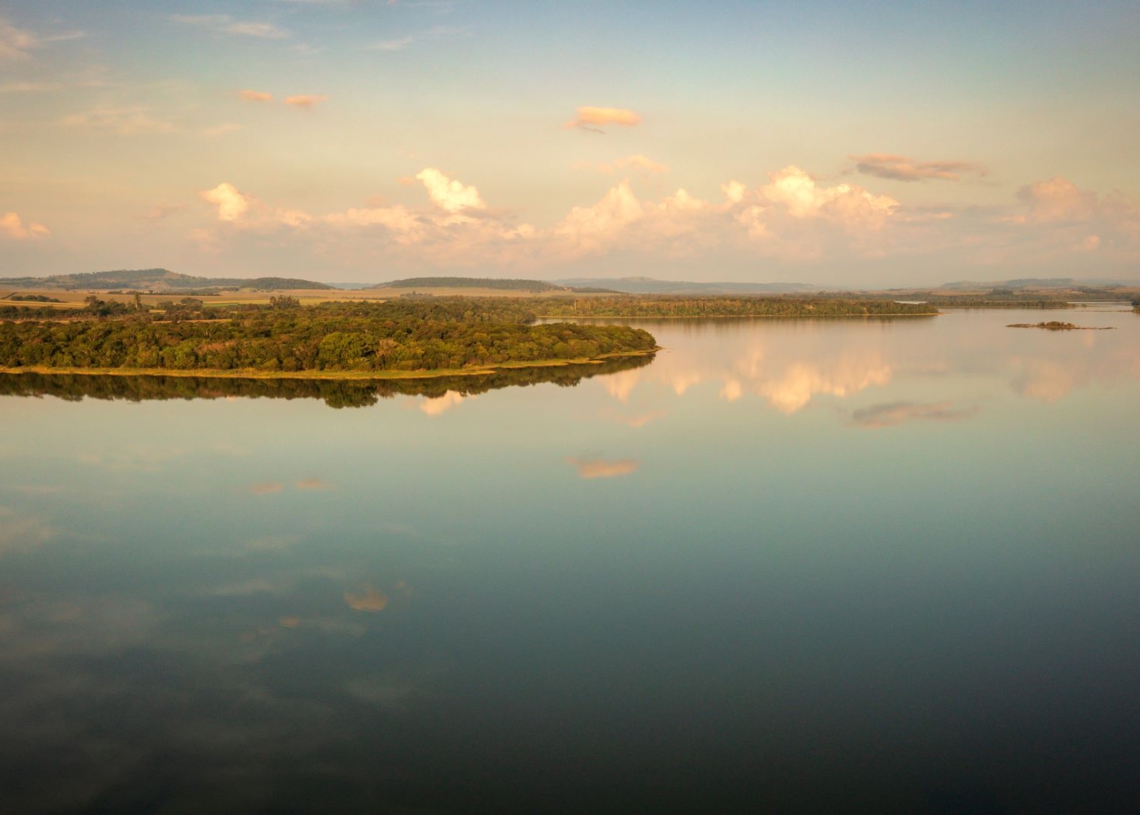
left=295, top=478, right=336, bottom=491
left=0, top=212, right=49, bottom=240
left=284, top=94, right=328, bottom=109
left=279, top=615, right=302, bottom=628
left=565, top=106, right=642, bottom=131
left=850, top=401, right=979, bottom=428
left=238, top=89, right=274, bottom=103
left=344, top=584, right=389, bottom=612
left=566, top=456, right=640, bottom=479
left=415, top=168, right=486, bottom=213
left=201, top=183, right=251, bottom=221
left=851, top=153, right=988, bottom=183
left=758, top=166, right=898, bottom=227
left=1016, top=176, right=1096, bottom=222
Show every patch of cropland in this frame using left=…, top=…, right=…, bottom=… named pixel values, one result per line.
left=0, top=269, right=333, bottom=292
left=535, top=296, right=938, bottom=318
left=0, top=298, right=657, bottom=375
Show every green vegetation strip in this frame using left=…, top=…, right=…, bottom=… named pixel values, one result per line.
left=533, top=296, right=939, bottom=318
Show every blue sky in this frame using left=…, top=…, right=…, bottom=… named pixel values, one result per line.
left=2, top=0, right=1138, bottom=284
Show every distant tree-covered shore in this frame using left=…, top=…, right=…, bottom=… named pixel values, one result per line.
left=533, top=296, right=939, bottom=318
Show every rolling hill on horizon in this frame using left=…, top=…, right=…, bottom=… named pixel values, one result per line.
left=0, top=269, right=334, bottom=292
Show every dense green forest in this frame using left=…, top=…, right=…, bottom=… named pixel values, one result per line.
left=0, top=354, right=653, bottom=408
left=0, top=298, right=657, bottom=374
left=533, top=296, right=939, bottom=318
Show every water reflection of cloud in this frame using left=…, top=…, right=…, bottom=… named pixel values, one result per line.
left=0, top=506, right=55, bottom=556
left=344, top=585, right=390, bottom=612
left=567, top=457, right=640, bottom=479
left=246, top=482, right=284, bottom=496
left=757, top=358, right=892, bottom=414
left=419, top=390, right=467, bottom=416
left=850, top=401, right=979, bottom=428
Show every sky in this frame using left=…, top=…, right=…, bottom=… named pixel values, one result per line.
left=1, top=0, right=1139, bottom=287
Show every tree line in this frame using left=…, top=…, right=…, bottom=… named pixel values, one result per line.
left=533, top=296, right=939, bottom=318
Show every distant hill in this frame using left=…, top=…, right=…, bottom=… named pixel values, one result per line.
left=0, top=269, right=334, bottom=291
left=372, top=276, right=617, bottom=293
left=937, top=277, right=1139, bottom=290
left=554, top=276, right=819, bottom=295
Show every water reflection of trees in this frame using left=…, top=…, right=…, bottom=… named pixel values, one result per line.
left=0, top=354, right=655, bottom=409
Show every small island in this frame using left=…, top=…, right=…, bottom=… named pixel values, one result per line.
left=1007, top=321, right=1114, bottom=331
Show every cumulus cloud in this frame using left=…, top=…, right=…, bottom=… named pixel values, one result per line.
left=566, top=457, right=640, bottom=479
left=284, top=94, right=327, bottom=109
left=1016, top=176, right=1097, bottom=222
left=565, top=106, right=642, bottom=131
left=415, top=168, right=486, bottom=213
left=759, top=166, right=898, bottom=227
left=171, top=14, right=290, bottom=39
left=239, top=89, right=274, bottom=103
left=0, top=212, right=49, bottom=240
left=850, top=401, right=979, bottom=428
left=201, top=183, right=251, bottom=222
left=852, top=153, right=988, bottom=183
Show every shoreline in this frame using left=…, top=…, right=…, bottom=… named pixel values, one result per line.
left=0, top=349, right=659, bottom=382
left=537, top=312, right=939, bottom=320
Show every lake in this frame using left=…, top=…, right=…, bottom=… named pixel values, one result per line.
left=2, top=306, right=1138, bottom=813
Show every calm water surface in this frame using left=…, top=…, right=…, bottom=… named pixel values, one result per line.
left=2, top=308, right=1139, bottom=813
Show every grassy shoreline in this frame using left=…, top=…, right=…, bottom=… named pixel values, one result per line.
left=0, top=348, right=659, bottom=382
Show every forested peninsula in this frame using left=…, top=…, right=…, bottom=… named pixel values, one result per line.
left=0, top=298, right=657, bottom=378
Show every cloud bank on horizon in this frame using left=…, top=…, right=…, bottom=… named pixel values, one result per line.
left=1, top=1, right=1138, bottom=285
